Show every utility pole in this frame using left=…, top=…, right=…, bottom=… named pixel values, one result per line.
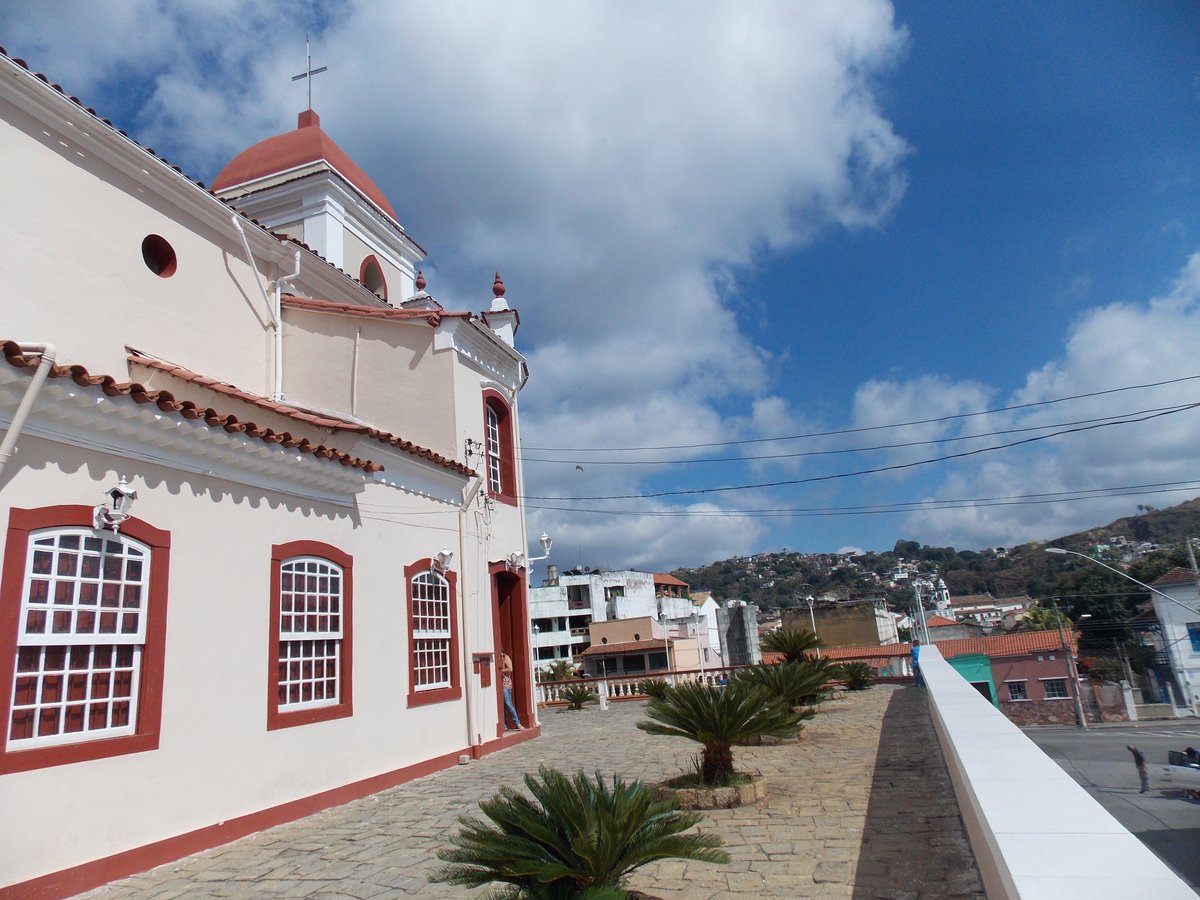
left=805, top=594, right=821, bottom=658
left=1053, top=602, right=1087, bottom=730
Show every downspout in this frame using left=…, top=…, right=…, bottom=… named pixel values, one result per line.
left=351, top=328, right=361, bottom=416
left=459, top=474, right=486, bottom=754
left=0, top=343, right=56, bottom=481
left=231, top=215, right=299, bottom=402
left=231, top=215, right=273, bottom=321
left=273, top=251, right=302, bottom=402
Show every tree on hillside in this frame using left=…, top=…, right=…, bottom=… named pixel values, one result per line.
left=1046, top=566, right=1139, bottom=650
left=1020, top=605, right=1069, bottom=632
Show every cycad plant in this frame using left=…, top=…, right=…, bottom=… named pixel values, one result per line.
left=559, top=682, right=597, bottom=710
left=432, top=766, right=729, bottom=899
left=731, top=659, right=830, bottom=710
left=637, top=678, right=671, bottom=700
left=760, top=626, right=823, bottom=662
left=638, top=680, right=806, bottom=784
left=838, top=661, right=873, bottom=691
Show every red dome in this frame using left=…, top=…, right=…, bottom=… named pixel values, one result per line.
left=212, top=109, right=396, bottom=219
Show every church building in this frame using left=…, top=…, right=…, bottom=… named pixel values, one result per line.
left=0, top=47, right=538, bottom=895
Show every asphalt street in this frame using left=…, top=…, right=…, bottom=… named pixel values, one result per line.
left=1024, top=720, right=1200, bottom=893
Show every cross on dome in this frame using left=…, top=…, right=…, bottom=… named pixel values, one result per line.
left=291, top=35, right=328, bottom=111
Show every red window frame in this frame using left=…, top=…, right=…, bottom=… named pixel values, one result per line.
left=405, top=559, right=461, bottom=707
left=268, top=541, right=354, bottom=730
left=482, top=389, right=517, bottom=507
left=0, top=506, right=171, bottom=774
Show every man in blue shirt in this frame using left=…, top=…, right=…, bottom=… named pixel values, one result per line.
left=912, top=639, right=923, bottom=687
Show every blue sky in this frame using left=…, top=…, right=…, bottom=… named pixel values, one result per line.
left=4, top=2, right=1200, bottom=573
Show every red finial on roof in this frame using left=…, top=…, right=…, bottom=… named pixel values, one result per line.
left=493, top=272, right=505, bottom=298
left=297, top=109, right=320, bottom=129
left=415, top=269, right=426, bottom=291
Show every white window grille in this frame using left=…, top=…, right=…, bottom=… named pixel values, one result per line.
left=8, top=529, right=149, bottom=749
left=486, top=406, right=503, bottom=494
left=1006, top=680, right=1028, bottom=701
left=278, top=556, right=343, bottom=710
left=1041, top=678, right=1069, bottom=699
left=411, top=570, right=452, bottom=690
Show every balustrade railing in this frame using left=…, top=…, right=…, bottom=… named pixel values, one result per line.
left=535, top=665, right=743, bottom=705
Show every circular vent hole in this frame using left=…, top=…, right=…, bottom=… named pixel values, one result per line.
left=141, top=234, right=177, bottom=277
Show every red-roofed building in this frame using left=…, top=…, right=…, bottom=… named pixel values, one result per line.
left=822, top=630, right=1116, bottom=725
left=0, top=49, right=537, bottom=894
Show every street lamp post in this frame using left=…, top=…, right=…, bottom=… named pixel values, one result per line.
left=805, top=593, right=822, bottom=659
left=1044, top=547, right=1198, bottom=714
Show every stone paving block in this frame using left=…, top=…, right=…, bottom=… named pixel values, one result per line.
left=75, top=686, right=983, bottom=899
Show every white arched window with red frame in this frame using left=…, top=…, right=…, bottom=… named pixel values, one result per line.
left=482, top=390, right=517, bottom=506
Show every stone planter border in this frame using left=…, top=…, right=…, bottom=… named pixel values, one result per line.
left=654, top=772, right=766, bottom=809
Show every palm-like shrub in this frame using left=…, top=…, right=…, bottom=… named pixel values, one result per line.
left=637, top=678, right=671, bottom=700
left=638, top=680, right=807, bottom=784
left=559, top=682, right=597, bottom=710
left=760, top=627, right=823, bottom=662
left=731, top=659, right=830, bottom=709
left=838, top=662, right=873, bottom=691
left=432, top=766, right=729, bottom=898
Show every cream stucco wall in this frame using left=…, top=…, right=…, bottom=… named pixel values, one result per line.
left=280, top=309, right=459, bottom=459
left=0, top=98, right=280, bottom=392
left=0, top=436, right=506, bottom=886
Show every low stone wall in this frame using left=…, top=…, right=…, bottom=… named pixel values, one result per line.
left=999, top=698, right=1077, bottom=726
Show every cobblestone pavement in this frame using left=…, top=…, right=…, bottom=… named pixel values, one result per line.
left=82, top=685, right=983, bottom=899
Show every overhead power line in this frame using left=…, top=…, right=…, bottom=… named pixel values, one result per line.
left=520, top=403, right=1200, bottom=501
left=520, top=403, right=1197, bottom=465
left=521, top=373, right=1200, bottom=452
left=524, top=479, right=1200, bottom=517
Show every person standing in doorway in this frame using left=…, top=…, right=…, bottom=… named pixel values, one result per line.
left=501, top=652, right=524, bottom=731
left=911, top=639, right=924, bottom=688
left=1127, top=744, right=1149, bottom=793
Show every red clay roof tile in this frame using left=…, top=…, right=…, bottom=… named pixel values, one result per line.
left=2, top=342, right=382, bottom=474
left=129, top=353, right=474, bottom=478
left=1152, top=567, right=1197, bottom=587
left=580, top=639, right=667, bottom=656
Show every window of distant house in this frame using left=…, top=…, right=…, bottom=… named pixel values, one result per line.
left=359, top=255, right=387, bottom=300
left=141, top=234, right=177, bottom=277
left=1006, top=680, right=1029, bottom=701
left=406, top=560, right=460, bottom=707
left=1, top=508, right=170, bottom=774
left=269, top=542, right=353, bottom=730
left=1188, top=623, right=1200, bottom=654
left=1042, top=678, right=1069, bottom=700
left=482, top=391, right=516, bottom=506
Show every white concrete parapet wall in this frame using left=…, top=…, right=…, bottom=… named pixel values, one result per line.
left=920, top=645, right=1193, bottom=899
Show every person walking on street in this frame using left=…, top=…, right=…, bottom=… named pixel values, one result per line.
left=1128, top=744, right=1149, bottom=793
left=911, top=639, right=924, bottom=688
left=501, top=652, right=525, bottom=731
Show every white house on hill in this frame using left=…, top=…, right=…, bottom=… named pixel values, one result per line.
left=0, top=49, right=538, bottom=895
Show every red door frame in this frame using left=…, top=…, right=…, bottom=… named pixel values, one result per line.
left=489, top=561, right=531, bottom=735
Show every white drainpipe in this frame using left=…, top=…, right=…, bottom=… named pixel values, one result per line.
left=273, top=251, right=302, bottom=402
left=459, top=475, right=486, bottom=753
left=231, top=216, right=299, bottom=402
left=0, top=343, right=57, bottom=481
